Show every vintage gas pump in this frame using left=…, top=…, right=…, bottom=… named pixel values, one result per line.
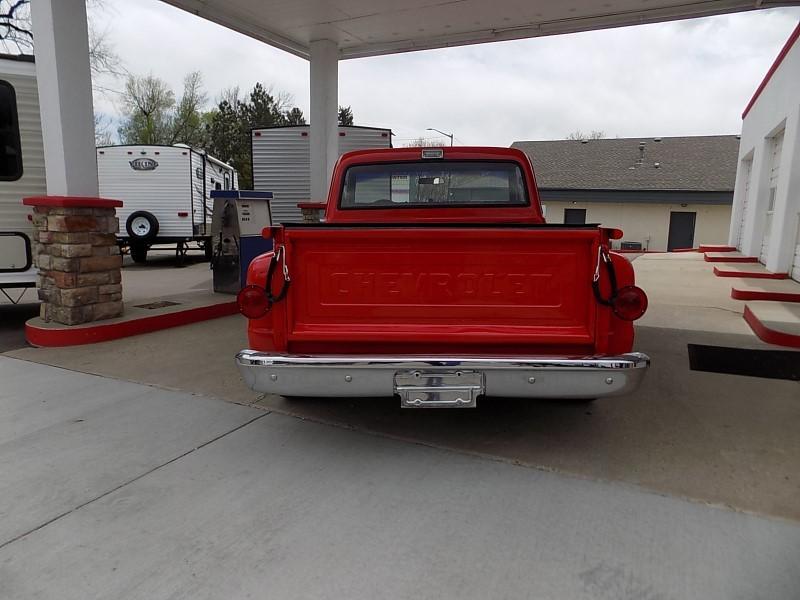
left=210, top=190, right=273, bottom=294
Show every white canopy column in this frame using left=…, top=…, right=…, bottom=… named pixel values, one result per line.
left=309, top=39, right=339, bottom=201
left=30, top=0, right=98, bottom=197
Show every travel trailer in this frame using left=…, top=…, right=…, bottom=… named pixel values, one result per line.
left=97, top=144, right=238, bottom=263
left=251, top=125, right=391, bottom=223
left=0, top=54, right=45, bottom=302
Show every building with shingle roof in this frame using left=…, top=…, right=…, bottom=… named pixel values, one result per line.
left=511, top=135, right=739, bottom=251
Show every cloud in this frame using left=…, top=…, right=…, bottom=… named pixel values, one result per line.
left=91, top=2, right=800, bottom=146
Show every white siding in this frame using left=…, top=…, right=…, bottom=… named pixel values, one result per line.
left=252, top=125, right=391, bottom=223
left=731, top=26, right=800, bottom=274
left=0, top=58, right=45, bottom=283
left=98, top=146, right=194, bottom=238
left=97, top=146, right=237, bottom=240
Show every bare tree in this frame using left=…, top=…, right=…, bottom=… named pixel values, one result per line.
left=0, top=0, right=124, bottom=78
left=118, top=71, right=209, bottom=147
left=168, top=71, right=207, bottom=145
left=566, top=130, right=605, bottom=141
left=94, top=113, right=114, bottom=146
left=0, top=1, right=31, bottom=54
left=118, top=74, right=176, bottom=145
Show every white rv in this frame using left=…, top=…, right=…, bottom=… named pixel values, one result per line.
left=97, top=144, right=238, bottom=263
left=0, top=54, right=45, bottom=302
left=251, top=125, right=392, bottom=223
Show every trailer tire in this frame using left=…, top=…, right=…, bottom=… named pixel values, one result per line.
left=130, top=243, right=148, bottom=264
left=126, top=211, right=159, bottom=242
left=203, top=238, right=214, bottom=261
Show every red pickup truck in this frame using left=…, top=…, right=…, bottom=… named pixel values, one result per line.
left=235, top=147, right=649, bottom=407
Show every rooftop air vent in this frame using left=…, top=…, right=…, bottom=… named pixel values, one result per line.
left=653, top=137, right=662, bottom=142
left=654, top=162, right=661, bottom=168
left=580, top=139, right=589, bottom=144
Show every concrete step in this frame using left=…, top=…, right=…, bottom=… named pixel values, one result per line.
left=743, top=301, right=800, bottom=348
left=713, top=264, right=789, bottom=279
left=731, top=279, right=800, bottom=303
left=699, top=244, right=737, bottom=253
left=704, top=252, right=759, bottom=263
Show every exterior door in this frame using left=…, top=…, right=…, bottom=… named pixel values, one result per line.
left=791, top=215, right=800, bottom=283
left=667, top=211, right=696, bottom=251
left=564, top=208, right=586, bottom=224
left=761, top=131, right=783, bottom=264
left=737, top=158, right=752, bottom=248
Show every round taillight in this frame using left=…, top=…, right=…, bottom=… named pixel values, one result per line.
left=612, top=285, right=648, bottom=321
left=237, top=285, right=270, bottom=319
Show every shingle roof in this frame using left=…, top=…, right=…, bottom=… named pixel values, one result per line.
left=511, top=135, right=740, bottom=192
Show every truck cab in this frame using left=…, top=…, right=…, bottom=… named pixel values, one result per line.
left=236, top=147, right=649, bottom=407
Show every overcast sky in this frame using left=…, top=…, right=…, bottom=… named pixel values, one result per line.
left=90, top=2, right=800, bottom=147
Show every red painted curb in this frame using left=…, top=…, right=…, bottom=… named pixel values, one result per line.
left=23, top=196, right=123, bottom=208
left=743, top=305, right=800, bottom=348
left=698, top=244, right=736, bottom=253
left=25, top=301, right=238, bottom=347
left=731, top=288, right=800, bottom=303
left=704, top=254, right=759, bottom=263
left=713, top=266, right=789, bottom=279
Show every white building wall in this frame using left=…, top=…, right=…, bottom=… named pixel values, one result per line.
left=543, top=201, right=731, bottom=252
left=729, top=25, right=800, bottom=279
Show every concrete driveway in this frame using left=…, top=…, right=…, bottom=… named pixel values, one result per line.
left=2, top=355, right=799, bottom=600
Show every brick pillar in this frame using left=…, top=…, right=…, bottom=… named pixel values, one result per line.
left=297, top=202, right=326, bottom=223
left=23, top=196, right=124, bottom=325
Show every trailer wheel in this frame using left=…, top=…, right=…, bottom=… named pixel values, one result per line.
left=126, top=211, right=159, bottom=242
left=203, top=238, right=213, bottom=261
left=130, top=243, right=148, bottom=264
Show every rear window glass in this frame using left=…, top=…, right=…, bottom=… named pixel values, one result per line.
left=340, top=161, right=528, bottom=209
left=0, top=80, right=22, bottom=181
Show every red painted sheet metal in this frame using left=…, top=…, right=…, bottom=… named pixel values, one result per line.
left=279, top=227, right=599, bottom=353
left=324, top=147, right=544, bottom=224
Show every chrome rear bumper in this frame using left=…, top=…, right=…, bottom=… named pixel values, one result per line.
left=236, top=351, right=650, bottom=406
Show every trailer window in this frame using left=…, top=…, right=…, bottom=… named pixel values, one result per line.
left=0, top=80, right=22, bottom=181
left=341, top=161, right=528, bottom=209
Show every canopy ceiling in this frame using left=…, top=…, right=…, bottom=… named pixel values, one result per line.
left=162, top=0, right=786, bottom=59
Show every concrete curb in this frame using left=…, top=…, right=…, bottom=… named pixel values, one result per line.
left=743, top=305, right=800, bottom=348
left=25, top=301, right=238, bottom=347
left=713, top=266, right=788, bottom=279
left=731, top=288, right=800, bottom=303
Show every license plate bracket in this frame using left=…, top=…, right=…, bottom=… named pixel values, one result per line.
left=394, top=370, right=484, bottom=408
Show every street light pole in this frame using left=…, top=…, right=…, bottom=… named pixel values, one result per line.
left=426, top=127, right=454, bottom=146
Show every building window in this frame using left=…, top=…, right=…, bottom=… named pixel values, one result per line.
left=0, top=80, right=22, bottom=181
left=564, top=208, right=586, bottom=224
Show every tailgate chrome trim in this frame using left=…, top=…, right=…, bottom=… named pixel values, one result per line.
left=236, top=351, right=649, bottom=400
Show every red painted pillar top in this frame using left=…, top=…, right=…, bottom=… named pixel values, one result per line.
left=23, top=196, right=123, bottom=208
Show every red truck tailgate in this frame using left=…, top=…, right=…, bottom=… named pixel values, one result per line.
left=276, top=225, right=603, bottom=354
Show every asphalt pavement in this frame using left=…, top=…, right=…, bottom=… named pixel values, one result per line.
left=1, top=355, right=799, bottom=600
